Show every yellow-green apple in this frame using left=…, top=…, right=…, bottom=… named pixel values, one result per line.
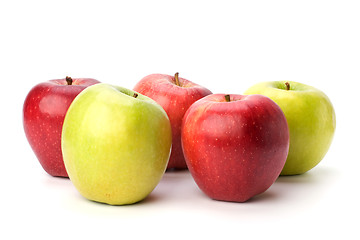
left=23, top=77, right=100, bottom=177
left=61, top=83, right=172, bottom=205
left=134, top=73, right=212, bottom=170
left=181, top=94, right=289, bottom=202
left=244, top=81, right=336, bottom=175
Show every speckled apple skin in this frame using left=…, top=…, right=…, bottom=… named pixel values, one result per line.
left=23, top=78, right=100, bottom=177
left=182, top=94, right=290, bottom=202
left=62, top=84, right=172, bottom=205
left=134, top=73, right=212, bottom=170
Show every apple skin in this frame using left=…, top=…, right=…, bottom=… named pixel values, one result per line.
left=181, top=94, right=289, bottom=202
left=23, top=77, right=100, bottom=177
left=244, top=81, right=336, bottom=175
left=61, top=83, right=172, bottom=205
left=134, top=73, right=212, bottom=170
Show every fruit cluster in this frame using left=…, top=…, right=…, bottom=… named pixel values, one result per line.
left=23, top=74, right=336, bottom=205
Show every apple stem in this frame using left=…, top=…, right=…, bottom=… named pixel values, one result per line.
left=133, top=93, right=138, bottom=98
left=285, top=82, right=290, bottom=90
left=225, top=94, right=231, bottom=102
left=66, top=76, right=73, bottom=85
left=174, top=72, right=181, bottom=87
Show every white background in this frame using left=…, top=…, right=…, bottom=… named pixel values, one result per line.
left=1, top=0, right=359, bottom=239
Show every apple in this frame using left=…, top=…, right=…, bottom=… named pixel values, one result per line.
left=181, top=94, right=289, bottom=202
left=23, top=77, right=100, bottom=177
left=244, top=81, right=336, bottom=175
left=61, top=83, right=172, bottom=205
left=134, top=72, right=212, bottom=170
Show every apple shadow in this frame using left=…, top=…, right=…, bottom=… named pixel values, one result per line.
left=80, top=195, right=157, bottom=207
left=41, top=173, right=71, bottom=188
left=163, top=170, right=192, bottom=181
left=232, top=167, right=338, bottom=204
left=275, top=166, right=338, bottom=185
left=82, top=172, right=192, bottom=207
left=135, top=192, right=164, bottom=206
left=262, top=166, right=339, bottom=202
left=245, top=189, right=280, bottom=203
left=200, top=190, right=279, bottom=204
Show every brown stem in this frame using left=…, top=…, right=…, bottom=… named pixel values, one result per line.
left=174, top=72, right=181, bottom=86
left=133, top=93, right=138, bottom=98
left=65, top=76, right=73, bottom=85
left=285, top=82, right=290, bottom=90
left=225, top=94, right=231, bottom=102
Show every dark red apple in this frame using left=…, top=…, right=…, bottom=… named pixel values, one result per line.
left=134, top=73, right=212, bottom=170
left=181, top=94, right=289, bottom=202
left=23, top=77, right=100, bottom=177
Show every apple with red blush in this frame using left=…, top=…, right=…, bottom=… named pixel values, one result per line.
left=134, top=73, right=212, bottom=170
left=181, top=94, right=290, bottom=202
left=23, top=76, right=100, bottom=177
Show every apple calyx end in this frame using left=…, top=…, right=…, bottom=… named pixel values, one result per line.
left=66, top=76, right=73, bottom=85
left=174, top=72, right=181, bottom=87
left=285, top=82, right=290, bottom=91
left=133, top=93, right=139, bottom=98
left=225, top=94, right=231, bottom=102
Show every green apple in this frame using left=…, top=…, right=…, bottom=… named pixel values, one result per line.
left=244, top=81, right=336, bottom=175
left=61, top=83, right=172, bottom=205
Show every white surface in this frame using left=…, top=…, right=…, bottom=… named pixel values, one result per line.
left=1, top=1, right=359, bottom=239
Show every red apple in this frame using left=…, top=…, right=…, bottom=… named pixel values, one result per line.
left=23, top=77, right=100, bottom=177
left=134, top=73, right=212, bottom=170
left=181, top=94, right=290, bottom=202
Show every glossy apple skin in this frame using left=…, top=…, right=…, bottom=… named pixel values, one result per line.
left=23, top=78, right=100, bottom=177
left=134, top=73, right=212, bottom=170
left=182, top=94, right=289, bottom=202
left=62, top=84, right=172, bottom=205
left=244, top=81, right=336, bottom=175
